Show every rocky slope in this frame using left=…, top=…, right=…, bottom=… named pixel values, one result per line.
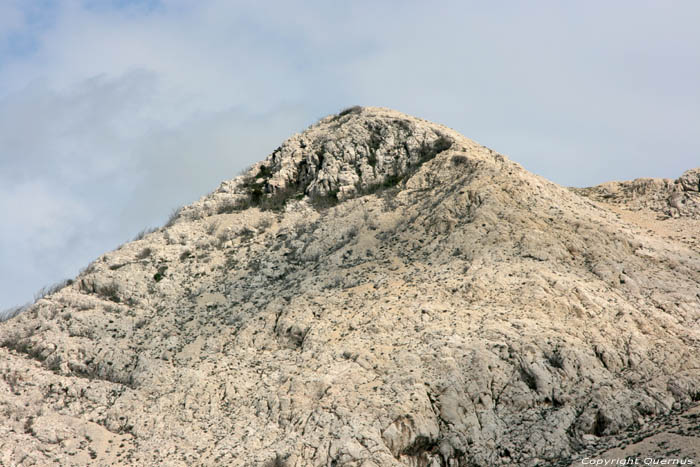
left=573, top=168, right=700, bottom=219
left=1, top=107, right=699, bottom=466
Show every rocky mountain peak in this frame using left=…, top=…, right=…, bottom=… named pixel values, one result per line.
left=213, top=107, right=491, bottom=214
left=1, top=109, right=700, bottom=466
left=261, top=106, right=458, bottom=201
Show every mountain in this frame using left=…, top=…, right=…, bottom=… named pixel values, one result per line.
left=1, top=107, right=699, bottom=466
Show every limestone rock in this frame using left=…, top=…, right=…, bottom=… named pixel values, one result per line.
left=573, top=167, right=700, bottom=218
left=1, top=107, right=699, bottom=466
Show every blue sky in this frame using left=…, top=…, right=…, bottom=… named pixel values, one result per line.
left=1, top=0, right=699, bottom=310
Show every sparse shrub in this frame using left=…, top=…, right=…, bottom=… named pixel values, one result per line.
left=345, top=224, right=359, bottom=239
left=98, top=281, right=121, bottom=303
left=418, top=135, right=453, bottom=162
left=338, top=105, right=363, bottom=117
left=393, top=118, right=413, bottom=133
left=368, top=130, right=382, bottom=155
left=80, top=262, right=97, bottom=276
left=136, top=247, right=152, bottom=260
left=248, top=259, right=261, bottom=273
left=163, top=231, right=175, bottom=245
left=265, top=454, right=288, bottom=467
left=547, top=348, right=565, bottom=369
left=3, top=369, right=23, bottom=393
left=257, top=190, right=290, bottom=211
left=256, top=164, right=272, bottom=178
left=104, top=304, right=120, bottom=314
left=237, top=164, right=255, bottom=177
left=217, top=230, right=231, bottom=246
left=34, top=279, right=73, bottom=301
left=218, top=199, right=246, bottom=214
left=433, top=135, right=453, bottom=153
left=382, top=174, right=403, bottom=188
left=132, top=227, right=158, bottom=241
left=164, top=207, right=183, bottom=228
left=354, top=171, right=408, bottom=201
left=1, top=326, right=37, bottom=355
left=322, top=276, right=345, bottom=290
left=293, top=220, right=315, bottom=236
left=153, top=265, right=168, bottom=282
left=310, top=190, right=340, bottom=210
left=239, top=227, right=255, bottom=241
left=331, top=225, right=358, bottom=252
left=381, top=191, right=399, bottom=212
left=367, top=152, right=377, bottom=167
left=225, top=169, right=302, bottom=213
left=206, top=221, right=220, bottom=236
left=519, top=365, right=538, bottom=391
left=451, top=154, right=469, bottom=165
left=247, top=185, right=302, bottom=212
left=257, top=217, right=273, bottom=231
left=225, top=256, right=238, bottom=269
left=0, top=305, right=27, bottom=322
left=180, top=250, right=192, bottom=261
left=187, top=209, right=204, bottom=221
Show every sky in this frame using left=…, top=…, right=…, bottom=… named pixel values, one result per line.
left=1, top=0, right=699, bottom=311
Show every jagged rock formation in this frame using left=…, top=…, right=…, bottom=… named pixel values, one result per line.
left=1, top=107, right=699, bottom=466
left=573, top=168, right=700, bottom=218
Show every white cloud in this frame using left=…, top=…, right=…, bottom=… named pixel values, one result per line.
left=0, top=66, right=310, bottom=308
left=0, top=1, right=699, bottom=309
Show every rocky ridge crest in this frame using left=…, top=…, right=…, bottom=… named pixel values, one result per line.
left=573, top=168, right=700, bottom=218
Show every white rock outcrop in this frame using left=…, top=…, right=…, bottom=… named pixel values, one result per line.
left=1, top=107, right=699, bottom=466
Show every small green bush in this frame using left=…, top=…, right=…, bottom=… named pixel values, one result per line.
left=153, top=265, right=168, bottom=282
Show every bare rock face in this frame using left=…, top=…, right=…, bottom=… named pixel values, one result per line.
left=1, top=107, right=700, bottom=466
left=264, top=106, right=454, bottom=202
left=678, top=168, right=700, bottom=193
left=573, top=168, right=700, bottom=218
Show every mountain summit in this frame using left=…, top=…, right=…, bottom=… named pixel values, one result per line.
left=2, top=107, right=699, bottom=466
